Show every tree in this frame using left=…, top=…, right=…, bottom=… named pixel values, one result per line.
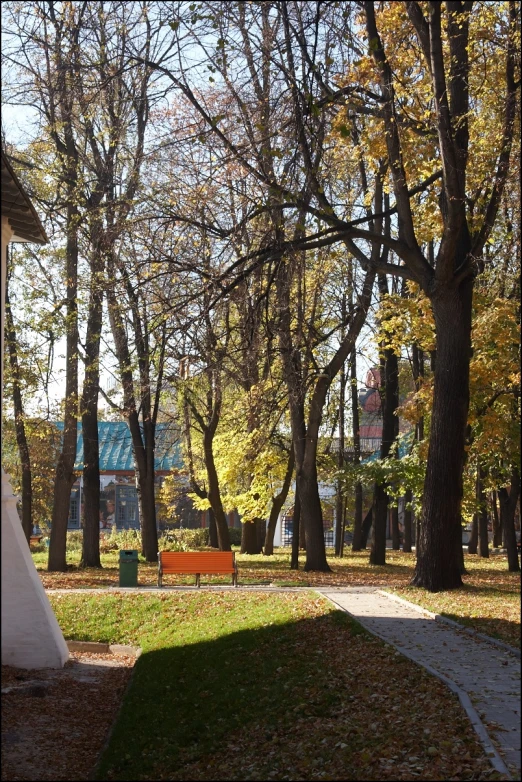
left=140, top=2, right=385, bottom=571
left=498, top=467, right=520, bottom=573
left=3, top=1, right=170, bottom=568
left=105, top=231, right=169, bottom=561
left=4, top=250, right=33, bottom=543
left=1, top=418, right=62, bottom=534
left=74, top=3, right=159, bottom=566
left=359, top=1, right=519, bottom=589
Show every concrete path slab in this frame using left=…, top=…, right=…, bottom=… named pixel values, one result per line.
left=318, top=589, right=521, bottom=780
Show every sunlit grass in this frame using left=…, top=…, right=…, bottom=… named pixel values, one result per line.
left=35, top=545, right=520, bottom=647
left=47, top=591, right=497, bottom=782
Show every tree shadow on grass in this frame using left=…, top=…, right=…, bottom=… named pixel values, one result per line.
left=95, top=611, right=360, bottom=780
left=93, top=607, right=494, bottom=782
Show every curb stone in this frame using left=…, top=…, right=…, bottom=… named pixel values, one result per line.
left=379, top=590, right=521, bottom=658
left=318, top=590, right=513, bottom=780
left=66, top=640, right=141, bottom=657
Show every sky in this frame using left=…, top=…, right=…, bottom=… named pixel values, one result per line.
left=2, top=38, right=379, bottom=425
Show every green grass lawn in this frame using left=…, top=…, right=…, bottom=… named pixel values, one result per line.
left=49, top=591, right=499, bottom=781
left=36, top=546, right=521, bottom=648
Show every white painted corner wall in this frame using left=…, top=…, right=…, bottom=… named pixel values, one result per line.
left=1, top=472, right=69, bottom=668
left=1, top=216, right=69, bottom=669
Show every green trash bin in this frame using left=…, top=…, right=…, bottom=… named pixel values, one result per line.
left=119, top=549, right=138, bottom=587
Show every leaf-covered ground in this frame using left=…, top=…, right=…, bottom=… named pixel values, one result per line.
left=1, top=651, right=134, bottom=781
left=48, top=591, right=503, bottom=782
left=37, top=548, right=521, bottom=648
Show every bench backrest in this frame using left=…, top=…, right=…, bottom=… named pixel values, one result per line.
left=159, top=551, right=236, bottom=573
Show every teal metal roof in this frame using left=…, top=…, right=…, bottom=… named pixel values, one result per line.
left=55, top=422, right=182, bottom=472
left=361, top=430, right=415, bottom=464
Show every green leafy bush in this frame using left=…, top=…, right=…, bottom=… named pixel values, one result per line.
left=66, top=531, right=84, bottom=551
left=228, top=527, right=242, bottom=546
left=100, top=528, right=143, bottom=553
left=159, top=528, right=209, bottom=550
left=158, top=527, right=241, bottom=549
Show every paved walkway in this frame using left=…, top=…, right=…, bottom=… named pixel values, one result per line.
left=46, top=584, right=520, bottom=777
left=318, top=588, right=521, bottom=780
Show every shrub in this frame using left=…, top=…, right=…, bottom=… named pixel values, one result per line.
left=157, top=527, right=242, bottom=550
left=66, top=531, right=84, bottom=551
left=101, top=528, right=143, bottom=554
left=159, top=528, right=209, bottom=551
left=228, top=527, right=242, bottom=546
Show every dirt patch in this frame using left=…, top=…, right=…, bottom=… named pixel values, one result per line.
left=1, top=650, right=135, bottom=781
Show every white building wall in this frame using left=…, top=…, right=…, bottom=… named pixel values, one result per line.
left=273, top=513, right=283, bottom=547
left=272, top=481, right=336, bottom=548
left=1, top=217, right=69, bottom=668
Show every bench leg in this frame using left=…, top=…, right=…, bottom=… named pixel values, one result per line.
left=196, top=574, right=201, bottom=588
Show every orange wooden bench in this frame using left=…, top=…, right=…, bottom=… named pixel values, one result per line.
left=158, top=551, right=238, bottom=588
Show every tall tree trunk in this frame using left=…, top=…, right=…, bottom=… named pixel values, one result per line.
left=298, top=467, right=330, bottom=571
left=290, top=487, right=301, bottom=570
left=456, top=517, right=467, bottom=575
left=413, top=277, right=473, bottom=591
left=360, top=506, right=373, bottom=550
left=80, top=228, right=104, bottom=569
left=299, top=507, right=306, bottom=550
left=352, top=483, right=364, bottom=552
left=241, top=520, right=262, bottom=555
left=182, top=392, right=216, bottom=546
left=415, top=515, right=421, bottom=556
left=264, top=447, right=294, bottom=556
left=203, top=430, right=231, bottom=551
left=276, top=258, right=331, bottom=571
left=391, top=505, right=400, bottom=550
left=411, top=344, right=424, bottom=558
left=107, top=286, right=158, bottom=561
left=135, top=467, right=157, bottom=558
left=208, top=508, right=219, bottom=548
left=412, top=344, right=425, bottom=443
left=403, top=489, right=413, bottom=553
left=334, top=487, right=343, bottom=556
left=498, top=467, right=520, bottom=573
left=256, top=518, right=266, bottom=550
left=339, top=499, right=348, bottom=557
left=141, top=420, right=159, bottom=561
left=370, top=484, right=388, bottom=565
left=350, top=349, right=364, bottom=551
left=275, top=237, right=375, bottom=572
left=48, top=191, right=79, bottom=572
left=492, top=491, right=502, bottom=548
left=467, top=515, right=478, bottom=555
left=5, top=272, right=32, bottom=544
left=370, top=346, right=399, bottom=565
left=477, top=464, right=489, bottom=558
left=335, top=297, right=347, bottom=557
left=126, top=411, right=158, bottom=561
